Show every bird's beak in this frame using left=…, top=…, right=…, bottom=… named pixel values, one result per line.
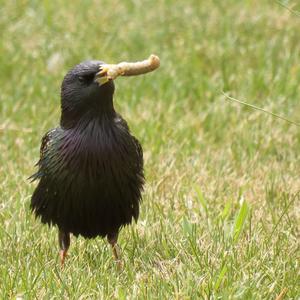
left=95, top=73, right=110, bottom=86
left=95, top=65, right=112, bottom=86
left=95, top=64, right=121, bottom=86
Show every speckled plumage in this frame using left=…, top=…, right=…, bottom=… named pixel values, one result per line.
left=30, top=60, right=144, bottom=241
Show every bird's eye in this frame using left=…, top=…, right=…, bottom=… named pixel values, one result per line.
left=78, top=76, right=85, bottom=82
left=78, top=74, right=95, bottom=84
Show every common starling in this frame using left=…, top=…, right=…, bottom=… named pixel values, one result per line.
left=30, top=59, right=149, bottom=266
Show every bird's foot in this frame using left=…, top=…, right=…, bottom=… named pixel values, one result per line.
left=113, top=245, right=123, bottom=270
left=111, top=243, right=123, bottom=270
left=115, top=258, right=123, bottom=271
left=107, top=233, right=123, bottom=270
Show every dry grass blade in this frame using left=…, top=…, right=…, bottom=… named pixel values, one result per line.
left=277, top=1, right=300, bottom=17
left=274, top=287, right=288, bottom=300
left=222, top=92, right=300, bottom=127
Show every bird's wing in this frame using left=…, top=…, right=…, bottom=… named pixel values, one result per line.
left=39, top=131, right=51, bottom=159
left=116, top=114, right=144, bottom=168
left=132, top=136, right=144, bottom=168
left=29, top=128, right=59, bottom=181
left=39, top=128, right=58, bottom=161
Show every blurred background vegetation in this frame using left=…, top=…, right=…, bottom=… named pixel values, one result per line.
left=0, top=0, right=299, bottom=298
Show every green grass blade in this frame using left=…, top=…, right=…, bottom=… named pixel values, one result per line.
left=194, top=185, right=208, bottom=215
left=214, top=265, right=228, bottom=291
left=232, top=199, right=249, bottom=243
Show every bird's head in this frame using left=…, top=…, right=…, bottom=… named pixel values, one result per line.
left=60, top=60, right=115, bottom=128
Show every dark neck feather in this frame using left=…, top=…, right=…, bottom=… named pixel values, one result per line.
left=60, top=95, right=116, bottom=129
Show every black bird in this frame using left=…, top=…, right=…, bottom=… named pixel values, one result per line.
left=30, top=60, right=144, bottom=265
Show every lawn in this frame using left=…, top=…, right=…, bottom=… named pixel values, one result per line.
left=0, top=0, right=299, bottom=299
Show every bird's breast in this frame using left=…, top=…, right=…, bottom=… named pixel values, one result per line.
left=48, top=119, right=139, bottom=184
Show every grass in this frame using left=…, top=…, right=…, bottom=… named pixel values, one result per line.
left=1, top=0, right=300, bottom=298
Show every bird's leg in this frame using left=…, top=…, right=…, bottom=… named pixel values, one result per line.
left=107, top=232, right=122, bottom=269
left=58, top=230, right=70, bottom=267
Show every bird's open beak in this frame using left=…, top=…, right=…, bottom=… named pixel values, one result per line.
left=95, top=67, right=110, bottom=86
left=94, top=64, right=120, bottom=86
